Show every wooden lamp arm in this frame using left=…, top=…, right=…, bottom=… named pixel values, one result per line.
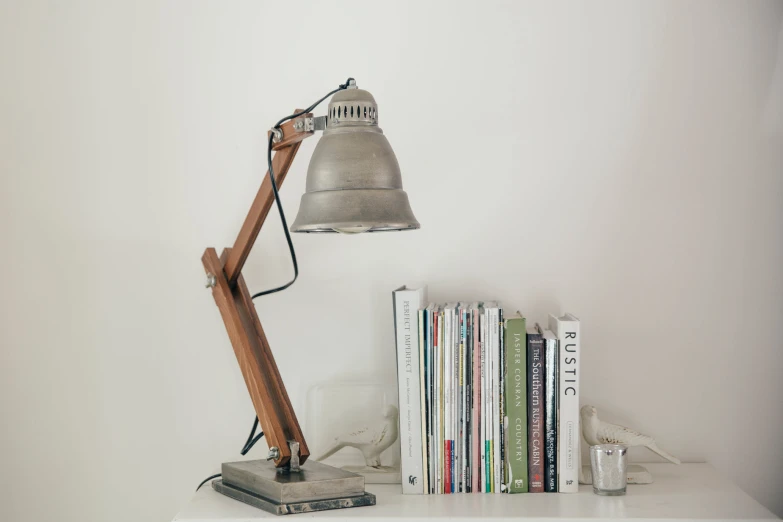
left=223, top=112, right=313, bottom=286
left=201, top=111, right=314, bottom=468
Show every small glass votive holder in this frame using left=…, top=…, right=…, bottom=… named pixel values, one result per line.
left=590, top=444, right=628, bottom=496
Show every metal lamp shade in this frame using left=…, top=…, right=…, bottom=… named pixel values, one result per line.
left=290, top=88, right=420, bottom=234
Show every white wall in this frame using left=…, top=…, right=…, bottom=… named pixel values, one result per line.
left=1, top=1, right=782, bottom=520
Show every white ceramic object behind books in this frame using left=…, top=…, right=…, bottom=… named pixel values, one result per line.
left=305, top=382, right=401, bottom=484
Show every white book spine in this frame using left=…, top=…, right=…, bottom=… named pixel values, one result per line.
left=440, top=310, right=446, bottom=493
left=484, top=306, right=491, bottom=491
left=446, top=308, right=453, bottom=492
left=393, top=287, right=426, bottom=494
left=492, top=307, right=502, bottom=493
left=460, top=307, right=468, bottom=492
left=451, top=306, right=460, bottom=493
left=484, top=308, right=495, bottom=493
left=427, top=307, right=436, bottom=493
left=434, top=308, right=442, bottom=494
left=479, top=311, right=486, bottom=491
left=549, top=313, right=580, bottom=493
left=486, top=306, right=495, bottom=492
left=438, top=309, right=445, bottom=494
left=443, top=308, right=454, bottom=493
left=489, top=306, right=497, bottom=492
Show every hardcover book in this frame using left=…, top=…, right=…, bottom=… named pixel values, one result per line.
left=419, top=309, right=429, bottom=494
left=443, top=304, right=455, bottom=494
left=486, top=302, right=502, bottom=493
left=481, top=302, right=497, bottom=492
left=470, top=302, right=482, bottom=493
left=497, top=308, right=505, bottom=493
left=426, top=304, right=437, bottom=493
left=540, top=326, right=558, bottom=492
left=455, top=304, right=466, bottom=492
left=548, top=313, right=580, bottom=493
left=435, top=306, right=443, bottom=494
left=504, top=313, right=528, bottom=493
left=482, top=304, right=491, bottom=491
left=480, top=308, right=489, bottom=491
left=392, top=286, right=427, bottom=494
left=450, top=303, right=459, bottom=492
left=526, top=326, right=545, bottom=493
left=461, top=304, right=471, bottom=492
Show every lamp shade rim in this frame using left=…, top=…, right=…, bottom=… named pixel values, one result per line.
left=290, top=188, right=419, bottom=234
left=291, top=221, right=421, bottom=233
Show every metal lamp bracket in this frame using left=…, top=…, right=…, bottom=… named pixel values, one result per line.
left=292, top=116, right=327, bottom=133
left=285, top=441, right=301, bottom=473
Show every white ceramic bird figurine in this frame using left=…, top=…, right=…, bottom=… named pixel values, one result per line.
left=580, top=405, right=681, bottom=465
left=315, top=404, right=399, bottom=467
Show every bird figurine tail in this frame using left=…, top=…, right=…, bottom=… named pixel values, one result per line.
left=647, top=442, right=681, bottom=465
left=314, top=442, right=344, bottom=462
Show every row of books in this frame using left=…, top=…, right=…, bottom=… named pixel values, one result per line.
left=392, top=286, right=581, bottom=494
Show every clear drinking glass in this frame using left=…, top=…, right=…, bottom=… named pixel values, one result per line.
left=590, top=444, right=628, bottom=496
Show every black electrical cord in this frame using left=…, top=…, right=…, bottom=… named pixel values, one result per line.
left=194, top=417, right=265, bottom=491
left=196, top=78, right=354, bottom=493
left=196, top=473, right=222, bottom=492
left=250, top=77, right=354, bottom=299
left=195, top=417, right=266, bottom=491
left=240, top=416, right=264, bottom=456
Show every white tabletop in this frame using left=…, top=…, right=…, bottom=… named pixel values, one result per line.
left=173, top=463, right=778, bottom=521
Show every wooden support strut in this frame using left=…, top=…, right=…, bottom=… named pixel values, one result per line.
left=222, top=113, right=313, bottom=287
left=202, top=111, right=314, bottom=467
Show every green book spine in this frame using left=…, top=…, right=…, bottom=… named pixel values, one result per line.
left=485, top=440, right=491, bottom=491
left=504, top=314, right=528, bottom=493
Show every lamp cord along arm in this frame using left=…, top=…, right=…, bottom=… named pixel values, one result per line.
left=197, top=78, right=355, bottom=492
left=249, top=77, right=354, bottom=300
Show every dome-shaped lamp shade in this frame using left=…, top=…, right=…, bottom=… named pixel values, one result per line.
left=290, top=88, right=420, bottom=234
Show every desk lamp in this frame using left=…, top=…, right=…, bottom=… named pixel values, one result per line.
left=200, top=78, right=419, bottom=515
